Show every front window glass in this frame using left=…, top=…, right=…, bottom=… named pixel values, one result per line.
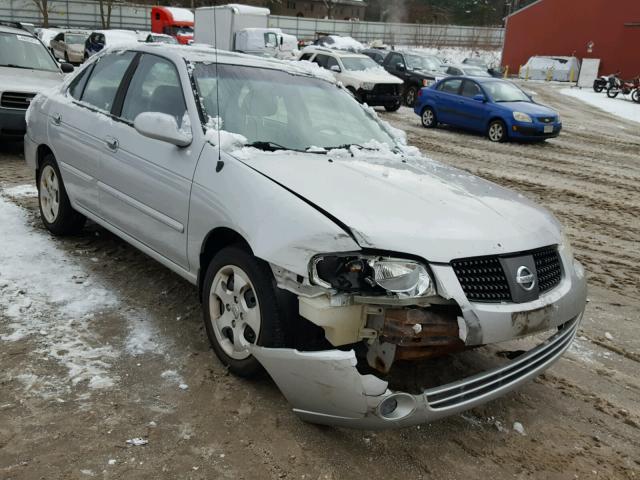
left=65, top=34, right=87, bottom=45
left=341, top=56, right=380, bottom=71
left=121, top=54, right=186, bottom=126
left=0, top=32, right=59, bottom=72
left=81, top=51, right=135, bottom=112
left=192, top=64, right=395, bottom=151
left=483, top=81, right=530, bottom=102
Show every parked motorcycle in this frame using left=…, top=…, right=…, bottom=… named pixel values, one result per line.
left=607, top=76, right=640, bottom=99
left=593, top=73, right=619, bottom=93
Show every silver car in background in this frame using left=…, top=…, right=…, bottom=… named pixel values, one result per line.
left=50, top=30, right=90, bottom=64
left=24, top=44, right=587, bottom=429
left=0, top=23, right=72, bottom=141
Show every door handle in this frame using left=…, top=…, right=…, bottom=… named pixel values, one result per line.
left=105, top=136, right=119, bottom=152
left=51, top=113, right=61, bottom=125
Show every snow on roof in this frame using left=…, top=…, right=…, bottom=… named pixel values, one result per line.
left=164, top=6, right=194, bottom=23
left=197, top=4, right=270, bottom=16
left=318, top=35, right=364, bottom=51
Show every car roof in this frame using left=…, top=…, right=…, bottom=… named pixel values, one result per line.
left=302, top=46, right=366, bottom=58
left=102, top=43, right=338, bottom=83
left=0, top=24, right=33, bottom=35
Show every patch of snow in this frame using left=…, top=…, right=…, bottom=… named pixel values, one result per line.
left=204, top=128, right=248, bottom=152
left=126, top=438, right=148, bottom=446
left=561, top=88, right=640, bottom=124
left=604, top=332, right=614, bottom=341
left=319, top=35, right=364, bottom=51
left=161, top=369, right=184, bottom=385
left=3, top=184, right=38, bottom=198
left=107, top=459, right=117, bottom=465
left=512, top=421, right=526, bottom=436
left=125, top=311, right=162, bottom=356
left=179, top=383, right=189, bottom=390
left=405, top=46, right=501, bottom=68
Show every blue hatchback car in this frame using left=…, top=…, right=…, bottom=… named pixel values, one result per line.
left=414, top=76, right=562, bottom=142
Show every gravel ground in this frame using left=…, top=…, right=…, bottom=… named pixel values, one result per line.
left=1, top=82, right=639, bottom=479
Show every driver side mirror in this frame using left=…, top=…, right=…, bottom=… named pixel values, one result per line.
left=472, top=93, right=486, bottom=102
left=396, top=62, right=406, bottom=72
left=330, top=64, right=341, bottom=73
left=134, top=112, right=192, bottom=147
left=60, top=62, right=74, bottom=73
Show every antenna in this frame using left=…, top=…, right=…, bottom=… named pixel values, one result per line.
left=213, top=3, right=223, bottom=172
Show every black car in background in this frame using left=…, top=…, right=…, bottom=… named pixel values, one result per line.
left=361, top=48, right=388, bottom=65
left=381, top=50, right=447, bottom=106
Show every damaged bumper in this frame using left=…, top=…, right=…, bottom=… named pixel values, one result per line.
left=251, top=314, right=581, bottom=429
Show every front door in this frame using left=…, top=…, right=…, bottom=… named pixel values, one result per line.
left=457, top=79, right=489, bottom=131
left=98, top=53, right=200, bottom=269
left=433, top=78, right=462, bottom=125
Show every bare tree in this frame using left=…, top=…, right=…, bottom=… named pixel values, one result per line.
left=321, top=0, right=336, bottom=19
left=31, top=0, right=53, bottom=27
left=99, top=0, right=115, bottom=29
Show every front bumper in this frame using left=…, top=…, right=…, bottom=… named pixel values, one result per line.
left=358, top=87, right=401, bottom=107
left=252, top=314, right=581, bottom=429
left=0, top=107, right=27, bottom=137
left=510, top=121, right=562, bottom=139
left=253, top=256, right=587, bottom=429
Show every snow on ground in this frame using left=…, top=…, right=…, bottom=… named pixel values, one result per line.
left=561, top=88, right=640, bottom=124
left=0, top=186, right=166, bottom=396
left=403, top=46, right=501, bottom=67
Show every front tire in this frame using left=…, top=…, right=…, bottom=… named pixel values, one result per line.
left=606, top=86, right=619, bottom=98
left=37, top=154, right=86, bottom=235
left=404, top=86, right=418, bottom=107
left=384, top=102, right=401, bottom=112
left=488, top=119, right=508, bottom=142
left=202, top=246, right=287, bottom=378
left=421, top=106, right=437, bottom=128
left=632, top=89, right=640, bottom=103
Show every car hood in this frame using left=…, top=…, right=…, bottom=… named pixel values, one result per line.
left=0, top=66, right=64, bottom=93
left=238, top=151, right=562, bottom=262
left=341, top=70, right=403, bottom=85
left=497, top=100, right=557, bottom=116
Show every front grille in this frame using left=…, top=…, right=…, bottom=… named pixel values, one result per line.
left=451, top=245, right=562, bottom=303
left=451, top=256, right=511, bottom=302
left=533, top=247, right=562, bottom=293
left=372, top=83, right=399, bottom=95
left=537, top=116, right=555, bottom=123
left=1, top=91, right=36, bottom=109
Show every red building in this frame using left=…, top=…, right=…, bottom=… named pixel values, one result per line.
left=502, top=0, right=640, bottom=78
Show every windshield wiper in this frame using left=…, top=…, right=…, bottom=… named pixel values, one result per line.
left=324, top=143, right=379, bottom=151
left=247, top=141, right=323, bottom=154
left=0, top=64, right=32, bottom=69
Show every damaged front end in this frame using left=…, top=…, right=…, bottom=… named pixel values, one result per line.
left=256, top=247, right=587, bottom=429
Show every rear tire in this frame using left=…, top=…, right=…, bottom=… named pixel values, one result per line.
left=487, top=119, right=508, bottom=142
left=202, top=246, right=287, bottom=378
left=384, top=102, right=401, bottom=112
left=632, top=89, right=640, bottom=103
left=420, top=106, right=437, bottom=128
left=37, top=154, right=86, bottom=235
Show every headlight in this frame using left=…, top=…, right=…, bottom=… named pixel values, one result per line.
left=513, top=111, right=532, bottom=123
left=361, top=82, right=375, bottom=91
left=310, top=254, right=436, bottom=298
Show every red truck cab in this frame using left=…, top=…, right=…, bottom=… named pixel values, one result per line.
left=151, top=6, right=194, bottom=45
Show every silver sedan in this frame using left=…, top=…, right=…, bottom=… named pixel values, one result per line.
left=24, top=44, right=587, bottom=429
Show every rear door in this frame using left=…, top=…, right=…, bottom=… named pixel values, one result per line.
left=433, top=78, right=462, bottom=125
left=98, top=52, right=200, bottom=269
left=457, top=79, right=489, bottom=131
left=48, top=51, right=136, bottom=215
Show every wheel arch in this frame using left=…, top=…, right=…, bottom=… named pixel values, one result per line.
left=198, top=226, right=253, bottom=301
left=35, top=144, right=55, bottom=178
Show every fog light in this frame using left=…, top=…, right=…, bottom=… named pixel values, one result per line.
left=379, top=397, right=398, bottom=417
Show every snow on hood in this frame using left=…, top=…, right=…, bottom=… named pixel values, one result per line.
left=231, top=144, right=561, bottom=262
left=341, top=68, right=403, bottom=85
left=0, top=66, right=64, bottom=94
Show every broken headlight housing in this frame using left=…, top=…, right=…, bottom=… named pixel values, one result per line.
left=310, top=254, right=436, bottom=298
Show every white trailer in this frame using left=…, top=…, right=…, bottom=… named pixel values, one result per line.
left=194, top=3, right=297, bottom=58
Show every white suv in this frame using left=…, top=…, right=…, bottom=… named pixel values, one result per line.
left=298, top=46, right=403, bottom=111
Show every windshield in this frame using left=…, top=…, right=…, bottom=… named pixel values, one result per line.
left=483, top=81, right=530, bottom=102
left=192, top=63, right=396, bottom=152
left=65, top=34, right=87, bottom=44
left=341, top=56, right=381, bottom=71
left=464, top=67, right=491, bottom=77
left=152, top=35, right=177, bottom=44
left=0, top=32, right=59, bottom=72
left=405, top=54, right=441, bottom=72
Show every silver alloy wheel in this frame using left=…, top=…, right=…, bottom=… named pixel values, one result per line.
left=39, top=165, right=60, bottom=223
left=422, top=109, right=434, bottom=126
left=489, top=122, right=504, bottom=142
left=406, top=88, right=416, bottom=106
left=208, top=265, right=260, bottom=360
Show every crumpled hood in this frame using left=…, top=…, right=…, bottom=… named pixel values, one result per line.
left=341, top=70, right=403, bottom=85
left=239, top=151, right=561, bottom=262
left=0, top=66, right=64, bottom=94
